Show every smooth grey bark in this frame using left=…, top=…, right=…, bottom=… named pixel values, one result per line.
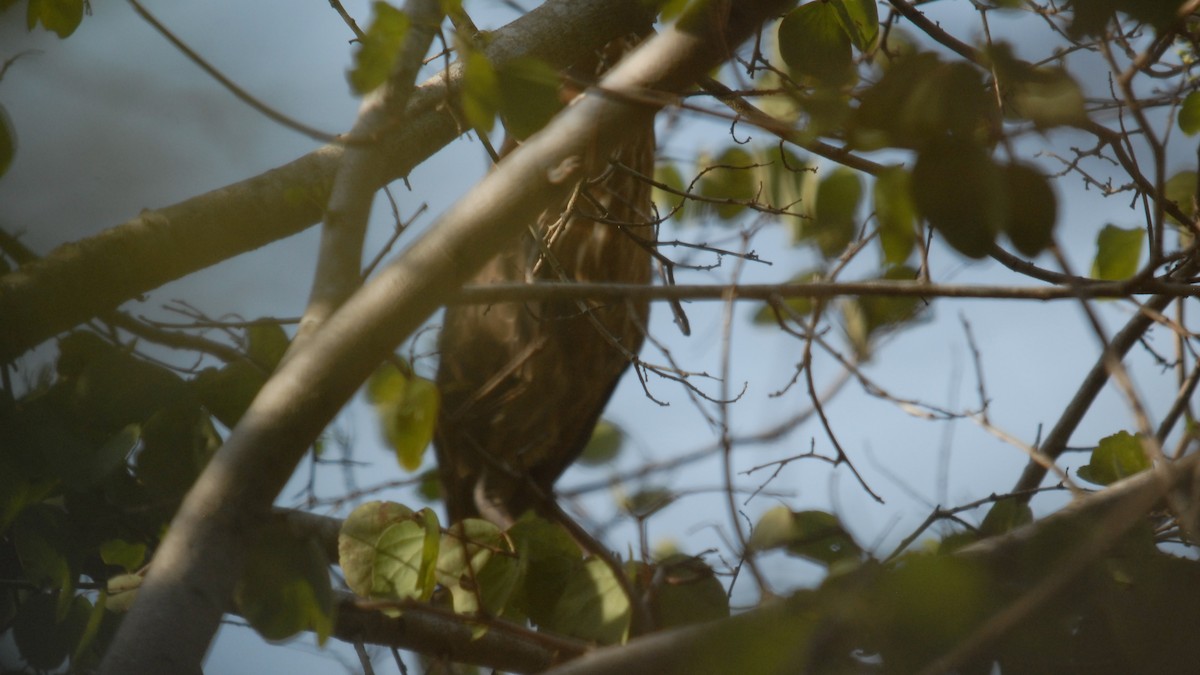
left=97, top=2, right=793, bottom=673
left=0, top=0, right=657, bottom=363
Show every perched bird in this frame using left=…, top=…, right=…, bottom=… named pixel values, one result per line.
left=435, top=37, right=655, bottom=527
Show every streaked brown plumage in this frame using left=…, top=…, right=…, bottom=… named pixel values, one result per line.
left=435, top=37, right=654, bottom=526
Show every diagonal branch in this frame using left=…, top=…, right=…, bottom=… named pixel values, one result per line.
left=96, top=3, right=794, bottom=673
left=0, top=0, right=659, bottom=364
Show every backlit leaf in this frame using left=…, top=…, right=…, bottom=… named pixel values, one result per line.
left=497, top=57, right=563, bottom=140
left=749, top=506, right=863, bottom=568
left=696, top=146, right=758, bottom=220
left=551, top=557, right=631, bottom=644
left=1077, top=431, right=1151, bottom=486
left=649, top=554, right=729, bottom=628
left=1164, top=170, right=1197, bottom=227
left=778, top=2, right=854, bottom=86
left=1180, top=91, right=1200, bottom=136
left=979, top=500, right=1033, bottom=537
left=578, top=419, right=624, bottom=466
left=461, top=49, right=500, bottom=133
left=235, top=522, right=334, bottom=642
left=873, top=165, right=916, bottom=264
left=339, top=500, right=414, bottom=597
left=808, top=167, right=862, bottom=257
left=246, top=322, right=289, bottom=370
left=348, top=2, right=411, bottom=94
left=26, top=0, right=84, bottom=38
left=1091, top=224, right=1143, bottom=280
left=367, top=362, right=440, bottom=471
left=1000, top=162, right=1057, bottom=256
left=912, top=136, right=1004, bottom=258
left=831, top=0, right=879, bottom=51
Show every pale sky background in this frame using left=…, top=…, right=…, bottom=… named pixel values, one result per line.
left=1, top=1, right=1194, bottom=673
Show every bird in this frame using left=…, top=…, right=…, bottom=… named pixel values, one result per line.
left=434, top=36, right=655, bottom=527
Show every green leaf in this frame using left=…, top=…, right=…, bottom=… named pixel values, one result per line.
left=873, top=165, right=917, bottom=264
left=0, top=104, right=14, bottom=179
left=1180, top=91, right=1200, bottom=136
left=753, top=270, right=821, bottom=325
left=26, top=0, right=84, bottom=38
left=777, top=1, right=854, bottom=86
left=348, top=2, right=412, bottom=95
left=12, top=505, right=74, bottom=600
left=551, top=557, right=631, bottom=644
left=461, top=48, right=500, bottom=134
left=366, top=361, right=440, bottom=471
left=989, top=44, right=1087, bottom=129
left=373, top=519, right=437, bottom=600
left=246, top=322, right=289, bottom=370
left=235, top=522, right=334, bottom=642
left=850, top=51, right=941, bottom=149
left=193, top=361, right=266, bottom=428
left=621, top=486, right=674, bottom=518
left=807, top=167, right=862, bottom=258
left=497, top=57, right=564, bottom=140
left=749, top=506, right=863, bottom=569
left=578, top=419, right=624, bottom=466
left=99, top=539, right=146, bottom=573
left=696, top=146, right=758, bottom=221
left=761, top=145, right=812, bottom=217
left=1091, top=224, right=1143, bottom=280
left=509, top=514, right=582, bottom=627
left=437, top=518, right=504, bottom=614
left=857, top=265, right=924, bottom=336
left=338, top=500, right=414, bottom=597
left=979, top=500, right=1033, bottom=537
left=831, top=0, right=879, bottom=51
left=911, top=136, right=1005, bottom=259
left=11, top=592, right=90, bottom=670
left=1077, top=431, right=1151, bottom=486
left=1000, top=162, right=1058, bottom=256
left=649, top=554, right=729, bottom=628
left=1164, top=170, right=1197, bottom=227
left=899, top=62, right=990, bottom=141
left=652, top=162, right=688, bottom=220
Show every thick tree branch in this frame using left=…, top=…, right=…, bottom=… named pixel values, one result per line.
left=97, top=3, right=793, bottom=673
left=0, top=0, right=658, bottom=364
left=294, top=0, right=445, bottom=351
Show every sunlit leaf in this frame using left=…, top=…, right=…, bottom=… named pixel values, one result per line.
left=912, top=136, right=1004, bottom=258
left=551, top=557, right=631, bottom=644
left=578, top=419, right=624, bottom=466
left=366, top=361, right=440, bottom=471
left=778, top=1, right=854, bottom=86
left=649, top=554, right=729, bottom=628
left=1077, top=430, right=1151, bottom=486
left=338, top=500, right=414, bottom=597
left=235, top=522, right=334, bottom=642
left=1091, top=224, right=1143, bottom=280
left=873, top=165, right=916, bottom=264
left=105, top=574, right=142, bottom=612
left=437, top=518, right=504, bottom=614
left=99, top=539, right=146, bottom=573
left=1000, top=162, right=1058, bottom=256
left=26, top=0, right=84, bottom=38
left=374, top=519, right=436, bottom=600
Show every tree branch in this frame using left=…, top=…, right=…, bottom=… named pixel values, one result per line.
left=97, top=3, right=794, bottom=672
left=0, top=0, right=659, bottom=364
